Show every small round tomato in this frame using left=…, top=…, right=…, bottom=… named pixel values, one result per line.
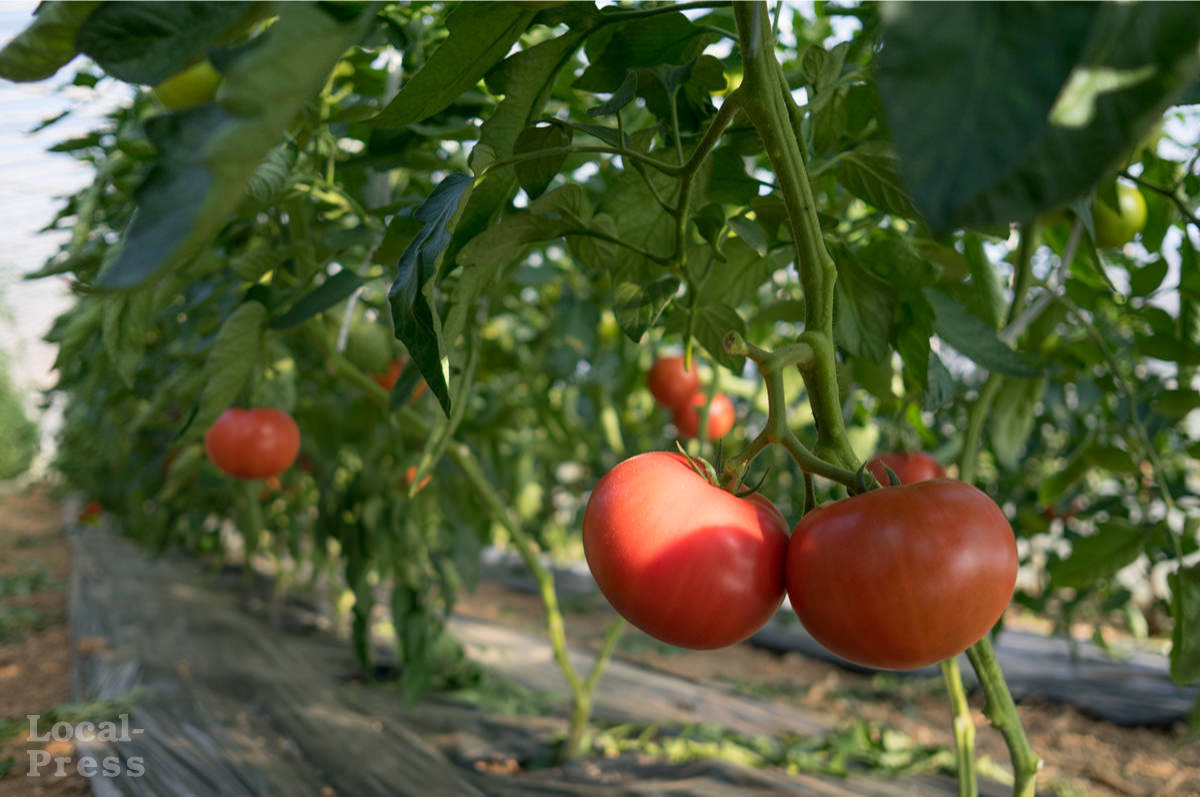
left=866, top=451, right=946, bottom=485
left=673, top=393, right=735, bottom=441
left=647, top=355, right=700, bottom=409
left=1093, top=182, right=1147, bottom=248
left=787, top=480, right=1017, bottom=670
left=80, top=500, right=102, bottom=524
left=405, top=465, right=431, bottom=493
left=205, top=408, right=301, bottom=480
left=153, top=60, right=221, bottom=111
left=583, top=451, right=789, bottom=649
left=373, top=358, right=428, bottom=400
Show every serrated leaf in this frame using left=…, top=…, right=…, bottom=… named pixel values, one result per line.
left=1170, top=563, right=1200, bottom=684
left=194, top=300, right=266, bottom=433
left=989, top=377, right=1045, bottom=469
left=389, top=173, right=473, bottom=414
left=614, top=276, right=680, bottom=343
left=1049, top=520, right=1144, bottom=590
left=834, top=141, right=921, bottom=220
left=925, top=288, right=1040, bottom=377
left=374, top=3, right=538, bottom=127
left=0, top=2, right=99, bottom=82
left=513, top=123, right=570, bottom=199
left=837, top=257, right=895, bottom=363
left=270, top=270, right=365, bottom=330
left=692, top=303, right=746, bottom=371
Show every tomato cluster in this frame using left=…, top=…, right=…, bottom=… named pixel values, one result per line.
left=647, top=356, right=735, bottom=441
left=583, top=449, right=1017, bottom=668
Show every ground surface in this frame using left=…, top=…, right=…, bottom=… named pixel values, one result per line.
left=0, top=487, right=89, bottom=797
left=1, top=488, right=1197, bottom=796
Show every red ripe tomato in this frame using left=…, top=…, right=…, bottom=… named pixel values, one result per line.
left=583, top=451, right=789, bottom=649
left=786, top=480, right=1017, bottom=670
left=205, top=408, right=301, bottom=480
left=405, top=465, right=431, bottom=493
left=673, top=393, right=735, bottom=441
left=647, top=355, right=700, bottom=409
left=373, top=358, right=428, bottom=400
left=867, top=451, right=946, bottom=485
left=80, top=500, right=102, bottom=524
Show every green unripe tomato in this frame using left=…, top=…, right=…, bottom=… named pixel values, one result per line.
left=344, top=318, right=393, bottom=374
left=153, top=60, right=221, bottom=111
left=1092, top=183, right=1147, bottom=248
left=597, top=310, right=620, bottom=344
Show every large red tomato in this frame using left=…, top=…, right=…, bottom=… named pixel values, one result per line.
left=205, top=408, right=301, bottom=480
left=786, top=480, right=1017, bottom=670
left=867, top=451, right=946, bottom=485
left=583, top=451, right=789, bottom=649
left=673, top=393, right=735, bottom=441
left=647, top=355, right=700, bottom=409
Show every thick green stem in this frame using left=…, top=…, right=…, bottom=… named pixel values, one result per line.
left=966, top=639, right=1042, bottom=797
left=941, top=658, right=978, bottom=797
left=958, top=374, right=1003, bottom=484
left=733, top=3, right=855, bottom=469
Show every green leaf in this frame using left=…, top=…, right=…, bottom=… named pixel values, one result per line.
left=895, top=293, right=934, bottom=390
left=512, top=122, right=571, bottom=199
left=925, top=352, right=955, bottom=410
left=924, top=288, right=1039, bottom=377
left=587, top=70, right=637, bottom=117
left=1170, top=562, right=1200, bottom=684
left=1129, top=257, right=1169, bottom=297
left=692, top=304, right=746, bottom=371
left=76, top=1, right=259, bottom=84
left=245, top=144, right=295, bottom=205
left=574, top=12, right=716, bottom=92
left=694, top=238, right=773, bottom=310
left=727, top=215, right=767, bottom=258
left=1038, top=433, right=1096, bottom=505
left=194, top=300, right=267, bottom=433
left=1049, top=520, right=1145, bottom=590
left=270, top=270, right=365, bottom=330
left=388, top=173, right=473, bottom=414
left=94, top=3, right=371, bottom=289
left=989, top=378, right=1045, bottom=469
left=0, top=2, right=99, bottom=82
left=100, top=291, right=151, bottom=389
left=837, top=257, right=895, bottom=363
left=374, top=3, right=538, bottom=127
left=614, top=276, right=680, bottom=343
left=878, top=3, right=1200, bottom=231
left=834, top=141, right=921, bottom=220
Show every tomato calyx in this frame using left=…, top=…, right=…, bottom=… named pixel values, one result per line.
left=673, top=442, right=718, bottom=485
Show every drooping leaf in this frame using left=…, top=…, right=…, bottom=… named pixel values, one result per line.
left=924, top=288, right=1040, bottom=377
left=989, top=377, right=1046, bottom=469
left=76, top=1, right=260, bottom=85
left=0, top=2, right=99, bottom=82
left=837, top=256, right=895, bottom=363
left=270, top=270, right=365, bottom=330
left=512, top=122, right=571, bottom=199
left=613, top=276, right=680, bottom=343
left=834, top=140, right=921, bottom=220
left=692, top=303, right=746, bottom=371
left=94, top=3, right=372, bottom=289
left=574, top=12, right=716, bottom=92
left=374, top=3, right=539, bottom=127
left=587, top=70, right=637, bottom=117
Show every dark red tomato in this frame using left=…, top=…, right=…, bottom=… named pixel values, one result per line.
left=205, top=408, right=301, bottom=480
left=787, top=480, right=1017, bottom=670
left=373, top=358, right=428, bottom=400
left=867, top=451, right=946, bottom=485
left=673, top=393, right=735, bottom=441
left=647, top=355, right=700, bottom=409
left=80, top=500, right=102, bottom=523
left=583, top=451, right=789, bottom=649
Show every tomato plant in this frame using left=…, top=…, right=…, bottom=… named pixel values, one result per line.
left=647, top=356, right=700, bottom=409
left=867, top=451, right=947, bottom=485
left=583, top=452, right=788, bottom=649
left=673, top=393, right=735, bottom=442
left=204, top=408, right=301, bottom=480
left=372, top=358, right=426, bottom=399
left=1092, top=182, right=1148, bottom=248
left=786, top=480, right=1018, bottom=670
